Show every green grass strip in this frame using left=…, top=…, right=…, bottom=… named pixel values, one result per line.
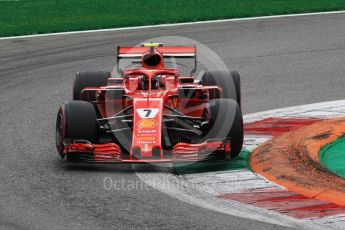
left=320, top=136, right=345, bottom=179
left=173, top=151, right=251, bottom=175
left=1, top=0, right=345, bottom=37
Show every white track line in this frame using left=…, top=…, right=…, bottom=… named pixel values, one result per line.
left=137, top=99, right=345, bottom=229
left=137, top=172, right=316, bottom=229
left=1, top=10, right=345, bottom=40
left=244, top=99, right=345, bottom=123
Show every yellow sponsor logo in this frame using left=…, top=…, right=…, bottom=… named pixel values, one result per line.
left=142, top=42, right=162, bottom=47
left=173, top=97, right=178, bottom=107
left=137, top=119, right=157, bottom=129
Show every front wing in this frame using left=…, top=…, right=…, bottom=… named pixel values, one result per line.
left=64, top=141, right=231, bottom=163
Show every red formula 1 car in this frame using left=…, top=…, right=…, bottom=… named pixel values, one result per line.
left=55, top=43, right=243, bottom=163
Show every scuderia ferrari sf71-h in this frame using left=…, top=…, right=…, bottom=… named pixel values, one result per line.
left=55, top=43, right=243, bottom=163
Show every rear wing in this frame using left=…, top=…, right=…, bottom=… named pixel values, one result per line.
left=116, top=45, right=197, bottom=75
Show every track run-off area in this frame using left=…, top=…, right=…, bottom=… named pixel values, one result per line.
left=138, top=100, right=345, bottom=229
left=1, top=11, right=345, bottom=230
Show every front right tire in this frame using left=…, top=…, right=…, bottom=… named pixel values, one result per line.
left=55, top=101, right=98, bottom=159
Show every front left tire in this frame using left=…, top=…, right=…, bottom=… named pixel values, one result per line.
left=202, top=98, right=244, bottom=159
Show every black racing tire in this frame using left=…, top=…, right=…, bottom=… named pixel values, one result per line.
left=73, top=71, right=111, bottom=100
left=228, top=101, right=244, bottom=157
left=55, top=101, right=98, bottom=159
left=205, top=98, right=243, bottom=159
left=201, top=71, right=241, bottom=109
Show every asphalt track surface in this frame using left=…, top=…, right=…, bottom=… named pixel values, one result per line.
left=1, top=13, right=345, bottom=230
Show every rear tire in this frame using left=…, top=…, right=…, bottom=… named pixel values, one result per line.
left=205, top=98, right=243, bottom=159
left=55, top=101, right=98, bottom=159
left=201, top=71, right=241, bottom=109
left=73, top=71, right=111, bottom=100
